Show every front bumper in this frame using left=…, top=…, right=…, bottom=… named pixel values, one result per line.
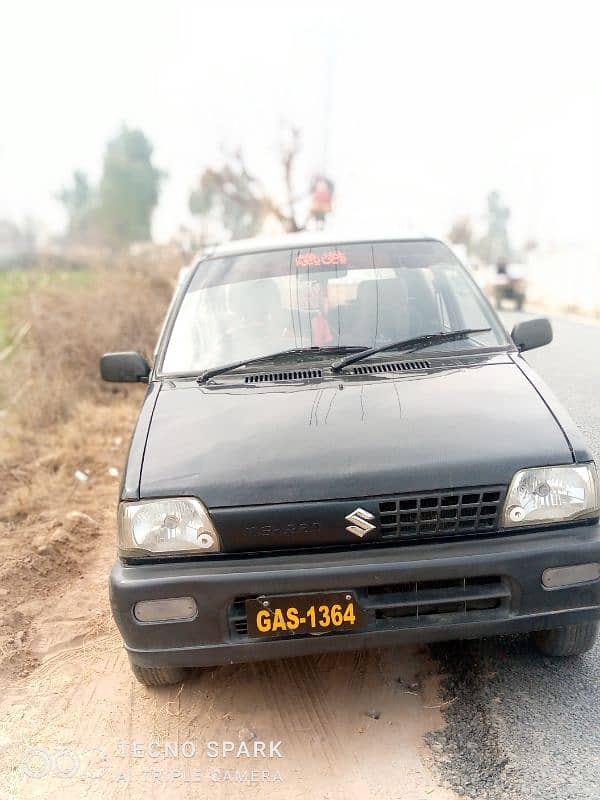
left=110, top=523, right=600, bottom=668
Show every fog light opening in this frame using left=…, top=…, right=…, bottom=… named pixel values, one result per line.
left=134, top=596, right=198, bottom=623
left=542, top=563, right=600, bottom=589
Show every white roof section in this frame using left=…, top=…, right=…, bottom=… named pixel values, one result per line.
left=195, top=227, right=436, bottom=261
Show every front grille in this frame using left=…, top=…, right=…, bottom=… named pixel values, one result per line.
left=230, top=600, right=250, bottom=636
left=378, top=487, right=504, bottom=539
left=350, top=359, right=430, bottom=376
left=229, top=575, right=510, bottom=639
left=244, top=368, right=323, bottom=383
left=366, top=576, right=509, bottom=625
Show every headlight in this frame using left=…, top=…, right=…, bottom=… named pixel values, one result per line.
left=502, top=464, right=599, bottom=528
left=118, top=497, right=221, bottom=556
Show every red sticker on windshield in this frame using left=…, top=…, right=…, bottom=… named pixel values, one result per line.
left=296, top=250, right=348, bottom=268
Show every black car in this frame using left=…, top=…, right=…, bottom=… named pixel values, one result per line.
left=102, top=234, right=600, bottom=687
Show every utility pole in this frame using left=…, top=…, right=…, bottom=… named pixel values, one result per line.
left=310, top=40, right=336, bottom=229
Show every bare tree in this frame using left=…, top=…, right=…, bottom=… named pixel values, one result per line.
left=448, top=216, right=473, bottom=252
left=189, top=126, right=306, bottom=240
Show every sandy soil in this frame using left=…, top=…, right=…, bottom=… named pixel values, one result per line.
left=0, top=399, right=457, bottom=800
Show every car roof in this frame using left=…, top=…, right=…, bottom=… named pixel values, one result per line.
left=196, top=229, right=440, bottom=260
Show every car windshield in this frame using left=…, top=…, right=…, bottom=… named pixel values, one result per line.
left=160, top=240, right=507, bottom=376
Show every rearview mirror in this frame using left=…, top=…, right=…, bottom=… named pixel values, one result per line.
left=100, top=351, right=151, bottom=382
left=510, top=317, right=553, bottom=352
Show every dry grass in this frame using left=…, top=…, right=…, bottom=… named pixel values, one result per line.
left=0, top=252, right=185, bottom=681
left=1, top=255, right=181, bottom=429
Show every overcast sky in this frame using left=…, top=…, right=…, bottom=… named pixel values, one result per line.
left=1, top=0, right=599, bottom=248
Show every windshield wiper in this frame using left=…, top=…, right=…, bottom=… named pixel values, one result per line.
left=330, top=328, right=492, bottom=372
left=197, top=346, right=368, bottom=383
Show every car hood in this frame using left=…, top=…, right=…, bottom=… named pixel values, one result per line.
left=140, top=358, right=573, bottom=508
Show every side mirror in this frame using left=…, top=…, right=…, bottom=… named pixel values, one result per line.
left=511, top=317, right=553, bottom=352
left=100, top=351, right=151, bottom=382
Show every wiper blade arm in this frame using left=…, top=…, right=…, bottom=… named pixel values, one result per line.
left=198, top=346, right=368, bottom=383
left=330, top=328, right=492, bottom=372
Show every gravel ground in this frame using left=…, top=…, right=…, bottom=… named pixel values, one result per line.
left=428, top=310, right=600, bottom=800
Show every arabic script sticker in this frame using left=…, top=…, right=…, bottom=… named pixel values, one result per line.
left=295, top=250, right=348, bottom=268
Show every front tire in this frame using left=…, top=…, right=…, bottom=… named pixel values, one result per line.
left=130, top=662, right=190, bottom=686
left=532, top=622, right=599, bottom=657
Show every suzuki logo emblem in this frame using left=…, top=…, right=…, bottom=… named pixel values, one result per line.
left=345, top=508, right=376, bottom=538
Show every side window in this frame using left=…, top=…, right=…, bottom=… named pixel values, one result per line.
left=435, top=288, right=452, bottom=330
left=443, top=265, right=493, bottom=329
left=419, top=269, right=450, bottom=333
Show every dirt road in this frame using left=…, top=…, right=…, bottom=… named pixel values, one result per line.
left=0, top=401, right=455, bottom=800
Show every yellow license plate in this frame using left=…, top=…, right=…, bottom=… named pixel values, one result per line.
left=245, top=591, right=368, bottom=638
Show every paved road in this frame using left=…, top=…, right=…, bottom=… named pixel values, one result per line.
left=428, top=311, right=600, bottom=800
